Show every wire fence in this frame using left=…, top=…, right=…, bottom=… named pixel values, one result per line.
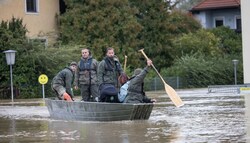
left=1, top=76, right=249, bottom=99
left=144, top=76, right=250, bottom=94
left=144, top=76, right=188, bottom=91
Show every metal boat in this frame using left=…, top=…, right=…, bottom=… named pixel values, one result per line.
left=45, top=98, right=154, bottom=121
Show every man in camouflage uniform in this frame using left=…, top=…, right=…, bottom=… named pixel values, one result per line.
left=74, top=48, right=99, bottom=102
left=97, top=47, right=124, bottom=102
left=51, top=62, right=78, bottom=101
left=124, top=59, right=156, bottom=103
left=97, top=47, right=123, bottom=88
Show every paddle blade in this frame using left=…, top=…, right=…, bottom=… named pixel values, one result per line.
left=164, top=83, right=184, bottom=107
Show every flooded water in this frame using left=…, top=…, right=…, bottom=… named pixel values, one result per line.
left=0, top=88, right=248, bottom=143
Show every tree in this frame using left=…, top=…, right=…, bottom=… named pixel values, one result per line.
left=129, top=0, right=173, bottom=67
left=172, top=29, right=222, bottom=58
left=59, top=0, right=142, bottom=66
left=129, top=0, right=201, bottom=70
left=176, top=0, right=204, bottom=11
left=209, top=26, right=242, bottom=55
left=59, top=0, right=201, bottom=71
left=168, top=10, right=201, bottom=34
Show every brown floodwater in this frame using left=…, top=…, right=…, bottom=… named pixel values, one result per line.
left=0, top=88, right=248, bottom=143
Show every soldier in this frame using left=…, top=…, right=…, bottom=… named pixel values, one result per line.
left=51, top=62, right=77, bottom=101
left=74, top=48, right=99, bottom=102
left=97, top=47, right=124, bottom=102
left=124, top=59, right=156, bottom=103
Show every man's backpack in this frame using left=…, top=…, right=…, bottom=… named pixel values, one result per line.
left=99, top=84, right=119, bottom=103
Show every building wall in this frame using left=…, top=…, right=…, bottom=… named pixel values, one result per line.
left=193, top=8, right=240, bottom=29
left=205, top=11, right=212, bottom=28
left=241, top=0, right=250, bottom=83
left=210, top=9, right=240, bottom=29
left=242, top=1, right=250, bottom=142
left=0, top=0, right=59, bottom=39
left=193, top=12, right=206, bottom=28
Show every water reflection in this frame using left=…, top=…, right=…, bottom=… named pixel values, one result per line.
left=0, top=118, right=178, bottom=143
left=0, top=88, right=247, bottom=142
left=47, top=120, right=176, bottom=143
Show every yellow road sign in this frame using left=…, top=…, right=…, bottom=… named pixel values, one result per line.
left=38, top=74, right=48, bottom=84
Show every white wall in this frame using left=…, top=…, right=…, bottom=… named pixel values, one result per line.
left=193, top=9, right=240, bottom=29
left=211, top=9, right=240, bottom=29
left=241, top=0, right=250, bottom=84
left=193, top=12, right=207, bottom=28
left=242, top=1, right=250, bottom=142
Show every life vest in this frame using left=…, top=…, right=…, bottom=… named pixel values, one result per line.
left=79, top=58, right=94, bottom=71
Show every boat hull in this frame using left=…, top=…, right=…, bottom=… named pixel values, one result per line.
left=45, top=98, right=154, bottom=121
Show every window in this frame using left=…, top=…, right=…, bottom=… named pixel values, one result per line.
left=214, top=17, right=224, bottom=27
left=235, top=16, right=241, bottom=32
left=26, top=0, right=39, bottom=13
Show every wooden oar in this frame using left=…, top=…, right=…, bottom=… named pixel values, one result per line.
left=138, top=49, right=184, bottom=107
left=124, top=55, right=127, bottom=72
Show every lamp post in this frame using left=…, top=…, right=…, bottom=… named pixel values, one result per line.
left=232, top=59, right=239, bottom=85
left=3, top=50, right=16, bottom=102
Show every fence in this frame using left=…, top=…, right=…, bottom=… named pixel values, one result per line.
left=144, top=76, right=187, bottom=91
left=2, top=76, right=248, bottom=99
left=144, top=77, right=250, bottom=94
left=0, top=86, right=20, bottom=99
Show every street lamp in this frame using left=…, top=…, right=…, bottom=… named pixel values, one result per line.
left=3, top=50, right=17, bottom=102
left=232, top=59, right=239, bottom=85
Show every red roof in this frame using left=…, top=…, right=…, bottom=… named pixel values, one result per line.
left=191, top=0, right=240, bottom=11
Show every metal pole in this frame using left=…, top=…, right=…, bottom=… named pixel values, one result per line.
left=154, top=77, right=157, bottom=91
left=234, top=63, right=237, bottom=85
left=10, top=64, right=14, bottom=102
left=177, top=76, right=179, bottom=89
left=42, top=84, right=45, bottom=100
left=232, top=59, right=238, bottom=85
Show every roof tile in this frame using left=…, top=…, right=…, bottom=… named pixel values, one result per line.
left=192, top=0, right=240, bottom=11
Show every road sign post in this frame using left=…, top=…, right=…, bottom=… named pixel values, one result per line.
left=38, top=74, right=48, bottom=100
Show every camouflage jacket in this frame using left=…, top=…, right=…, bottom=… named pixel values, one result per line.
left=74, top=56, right=98, bottom=85
left=124, top=66, right=152, bottom=103
left=51, top=67, right=74, bottom=96
left=97, top=56, right=123, bottom=88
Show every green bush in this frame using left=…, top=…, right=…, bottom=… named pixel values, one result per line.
left=0, top=18, right=82, bottom=98
left=172, top=29, right=222, bottom=58
left=162, top=53, right=243, bottom=88
left=209, top=26, right=242, bottom=55
left=167, top=27, right=243, bottom=88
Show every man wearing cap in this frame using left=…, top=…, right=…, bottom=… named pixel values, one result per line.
left=51, top=62, right=78, bottom=101
left=124, top=59, right=156, bottom=103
